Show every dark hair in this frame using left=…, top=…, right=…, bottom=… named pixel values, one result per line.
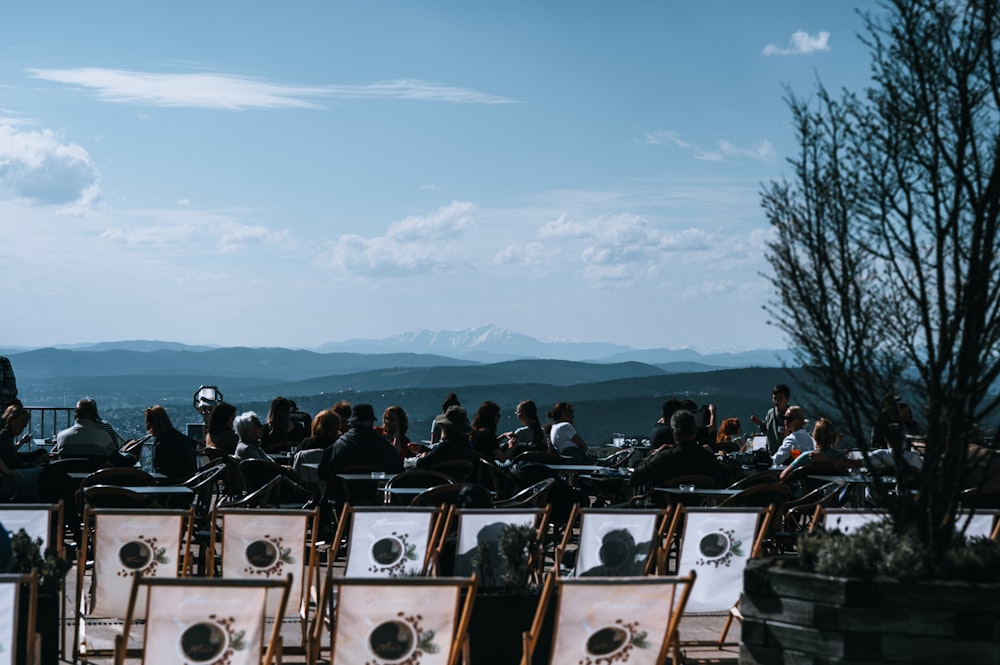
left=472, top=401, right=501, bottom=431
left=661, top=398, right=684, bottom=420
left=266, top=397, right=292, bottom=443
left=145, top=405, right=174, bottom=436
left=772, top=384, right=791, bottom=398
left=332, top=401, right=352, bottom=431
left=517, top=400, right=546, bottom=446
left=207, top=401, right=237, bottom=434
left=548, top=402, right=573, bottom=420
left=75, top=398, right=99, bottom=421
left=441, top=393, right=461, bottom=413
left=382, top=406, right=409, bottom=435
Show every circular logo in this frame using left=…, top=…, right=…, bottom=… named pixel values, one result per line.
left=597, top=530, right=635, bottom=572
left=699, top=532, right=731, bottom=559
left=179, top=621, right=227, bottom=662
left=118, top=541, right=152, bottom=570
left=371, top=537, right=404, bottom=566
left=586, top=626, right=628, bottom=656
left=245, top=540, right=278, bottom=568
left=368, top=620, right=416, bottom=662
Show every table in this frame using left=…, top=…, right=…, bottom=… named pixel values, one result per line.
left=655, top=487, right=741, bottom=507
left=121, top=484, right=194, bottom=508
left=543, top=463, right=608, bottom=486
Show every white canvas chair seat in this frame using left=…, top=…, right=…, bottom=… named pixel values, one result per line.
left=447, top=507, right=549, bottom=588
left=811, top=508, right=888, bottom=534
left=556, top=505, right=669, bottom=577
left=113, top=574, right=291, bottom=665
left=333, top=505, right=443, bottom=577
left=0, top=502, right=64, bottom=557
left=521, top=573, right=696, bottom=665
left=0, top=572, right=38, bottom=665
left=74, top=508, right=194, bottom=661
left=959, top=510, right=1000, bottom=539
left=211, top=507, right=320, bottom=654
left=314, top=575, right=477, bottom=665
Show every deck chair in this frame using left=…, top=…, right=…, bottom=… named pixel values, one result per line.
left=113, top=574, right=292, bottom=665
left=664, top=506, right=774, bottom=654
left=74, top=507, right=195, bottom=662
left=0, top=572, right=38, bottom=665
left=331, top=504, right=445, bottom=577
left=521, top=572, right=697, bottom=665
left=210, top=507, right=320, bottom=655
left=810, top=507, right=888, bottom=534
left=444, top=507, right=550, bottom=589
left=311, top=575, right=477, bottom=665
left=958, top=510, right=1000, bottom=539
left=555, top=505, right=670, bottom=576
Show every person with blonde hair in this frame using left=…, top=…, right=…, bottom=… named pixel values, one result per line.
left=779, top=418, right=857, bottom=481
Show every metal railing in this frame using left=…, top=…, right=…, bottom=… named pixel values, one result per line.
left=23, top=406, right=74, bottom=441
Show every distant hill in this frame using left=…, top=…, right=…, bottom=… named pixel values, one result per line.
left=56, top=340, right=218, bottom=352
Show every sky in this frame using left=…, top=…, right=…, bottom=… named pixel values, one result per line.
left=0, top=1, right=881, bottom=352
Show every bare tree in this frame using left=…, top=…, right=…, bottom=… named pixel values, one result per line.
left=763, top=0, right=1000, bottom=559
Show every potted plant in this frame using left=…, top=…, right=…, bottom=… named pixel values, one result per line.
left=4, top=529, right=72, bottom=665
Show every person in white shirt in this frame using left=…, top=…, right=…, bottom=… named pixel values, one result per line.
left=772, top=405, right=815, bottom=466
left=548, top=402, right=589, bottom=463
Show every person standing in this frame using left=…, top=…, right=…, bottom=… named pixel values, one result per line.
left=0, top=356, right=16, bottom=413
left=750, top=384, right=791, bottom=455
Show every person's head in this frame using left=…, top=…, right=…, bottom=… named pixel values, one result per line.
left=75, top=398, right=99, bottom=422
left=348, top=403, right=378, bottom=428
left=670, top=410, right=698, bottom=442
left=382, top=406, right=408, bottom=436
left=234, top=411, right=264, bottom=442
left=660, top=398, right=684, bottom=421
left=267, top=396, right=292, bottom=433
left=207, top=401, right=237, bottom=433
left=548, top=402, right=574, bottom=423
left=439, top=405, right=471, bottom=439
left=441, top=393, right=461, bottom=413
left=772, top=385, right=791, bottom=409
left=144, top=405, right=174, bottom=437
left=811, top=418, right=839, bottom=450
left=311, top=409, right=342, bottom=440
left=882, top=423, right=905, bottom=451
left=2, top=406, right=29, bottom=435
left=783, top=406, right=806, bottom=431
left=515, top=400, right=539, bottom=424
left=332, top=401, right=352, bottom=431
left=472, top=401, right=501, bottom=430
left=716, top=418, right=742, bottom=443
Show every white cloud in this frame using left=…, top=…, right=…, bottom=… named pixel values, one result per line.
left=101, top=212, right=290, bottom=254
left=0, top=121, right=101, bottom=205
left=643, top=130, right=775, bottom=163
left=762, top=31, right=831, bottom=56
left=326, top=201, right=477, bottom=278
left=26, top=68, right=516, bottom=110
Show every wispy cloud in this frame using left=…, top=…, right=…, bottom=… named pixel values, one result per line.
left=326, top=201, right=477, bottom=278
left=643, top=130, right=775, bottom=163
left=762, top=30, right=831, bottom=56
left=101, top=211, right=291, bottom=254
left=26, top=68, right=516, bottom=110
left=0, top=121, right=101, bottom=205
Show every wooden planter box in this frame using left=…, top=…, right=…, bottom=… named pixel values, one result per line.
left=740, top=558, right=1000, bottom=665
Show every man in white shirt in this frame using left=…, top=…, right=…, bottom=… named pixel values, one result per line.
left=53, top=398, right=116, bottom=460
left=772, top=405, right=815, bottom=466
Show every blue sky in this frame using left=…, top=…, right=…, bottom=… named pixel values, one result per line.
left=1, top=1, right=878, bottom=351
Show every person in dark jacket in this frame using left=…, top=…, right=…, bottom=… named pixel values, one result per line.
left=146, top=405, right=199, bottom=483
left=630, top=410, right=725, bottom=489
left=417, top=405, right=473, bottom=468
left=318, top=404, right=402, bottom=479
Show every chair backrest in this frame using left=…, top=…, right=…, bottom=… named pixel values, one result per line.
left=81, top=467, right=155, bottom=488
left=320, top=576, right=477, bottom=665
left=474, top=457, right=517, bottom=501
left=119, top=575, right=291, bottom=665
left=558, top=506, right=668, bottom=577
left=212, top=507, right=320, bottom=619
left=667, top=506, right=772, bottom=613
left=494, top=477, right=555, bottom=508
left=430, top=459, right=474, bottom=482
left=811, top=508, right=888, bottom=535
left=717, top=482, right=792, bottom=508
left=512, top=451, right=567, bottom=465
left=409, top=483, right=482, bottom=508
left=522, top=573, right=696, bottom=665
left=335, top=506, right=443, bottom=578
left=183, top=464, right=226, bottom=516
left=450, top=508, right=549, bottom=587
left=0, top=572, right=38, bottom=665
left=0, top=502, right=64, bottom=558
left=238, top=458, right=284, bottom=492
left=82, top=485, right=161, bottom=510
left=78, top=508, right=194, bottom=622
left=385, top=469, right=455, bottom=489
left=728, top=469, right=780, bottom=490
left=597, top=447, right=634, bottom=468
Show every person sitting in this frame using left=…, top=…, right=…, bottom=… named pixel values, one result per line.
left=262, top=396, right=307, bottom=453
left=648, top=399, right=684, bottom=451
left=234, top=411, right=273, bottom=462
left=471, top=401, right=505, bottom=463
left=772, top=406, right=815, bottom=466
left=780, top=418, right=857, bottom=482
left=416, top=405, right=473, bottom=468
left=146, top=405, right=199, bottom=483
left=867, top=423, right=922, bottom=474
left=53, top=398, right=122, bottom=464
left=295, top=409, right=341, bottom=452
left=0, top=406, right=42, bottom=499
left=430, top=393, right=461, bottom=444
left=713, top=418, right=744, bottom=454
left=331, top=401, right=352, bottom=435
left=318, top=404, right=402, bottom=478
left=205, top=401, right=239, bottom=455
left=630, top=410, right=726, bottom=490
left=548, top=402, right=589, bottom=464
left=503, top=400, right=551, bottom=455
left=379, top=405, right=412, bottom=460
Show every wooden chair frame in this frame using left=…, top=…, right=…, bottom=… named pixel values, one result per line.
left=0, top=572, right=38, bottom=665
left=554, top=504, right=671, bottom=576
left=329, top=504, right=446, bottom=577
